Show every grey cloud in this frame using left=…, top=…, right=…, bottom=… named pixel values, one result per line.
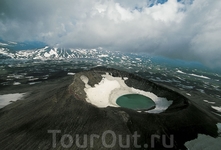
left=0, top=0, right=221, bottom=68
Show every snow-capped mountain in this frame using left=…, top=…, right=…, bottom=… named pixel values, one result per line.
left=0, top=39, right=126, bottom=60
left=0, top=46, right=115, bottom=60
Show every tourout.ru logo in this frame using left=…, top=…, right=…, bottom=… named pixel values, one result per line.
left=48, top=130, right=174, bottom=149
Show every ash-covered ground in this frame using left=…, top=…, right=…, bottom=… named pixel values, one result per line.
left=0, top=67, right=220, bottom=149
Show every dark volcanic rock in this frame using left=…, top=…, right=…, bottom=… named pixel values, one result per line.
left=0, top=67, right=220, bottom=150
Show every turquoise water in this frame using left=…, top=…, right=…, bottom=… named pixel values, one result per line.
left=116, top=94, right=156, bottom=110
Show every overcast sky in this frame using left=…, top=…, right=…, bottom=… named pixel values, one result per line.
left=0, top=0, right=221, bottom=68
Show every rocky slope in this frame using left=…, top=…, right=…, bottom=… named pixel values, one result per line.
left=0, top=67, right=220, bottom=149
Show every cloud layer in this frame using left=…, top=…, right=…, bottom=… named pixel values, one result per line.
left=0, top=0, right=221, bottom=68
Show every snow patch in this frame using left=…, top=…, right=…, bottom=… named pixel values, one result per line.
left=82, top=73, right=172, bottom=113
left=28, top=78, right=39, bottom=81
left=203, top=100, right=215, bottom=104
left=123, top=77, right=128, bottom=80
left=135, top=58, right=141, bottom=61
left=98, top=54, right=109, bottom=58
left=0, top=93, right=25, bottom=108
left=67, top=72, right=75, bottom=75
left=13, top=82, right=21, bottom=85
left=186, top=93, right=191, bottom=96
left=211, top=106, right=221, bottom=112
left=189, top=73, right=210, bottom=79
left=29, top=82, right=41, bottom=85
left=176, top=69, right=186, bottom=74
left=0, top=42, right=8, bottom=46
